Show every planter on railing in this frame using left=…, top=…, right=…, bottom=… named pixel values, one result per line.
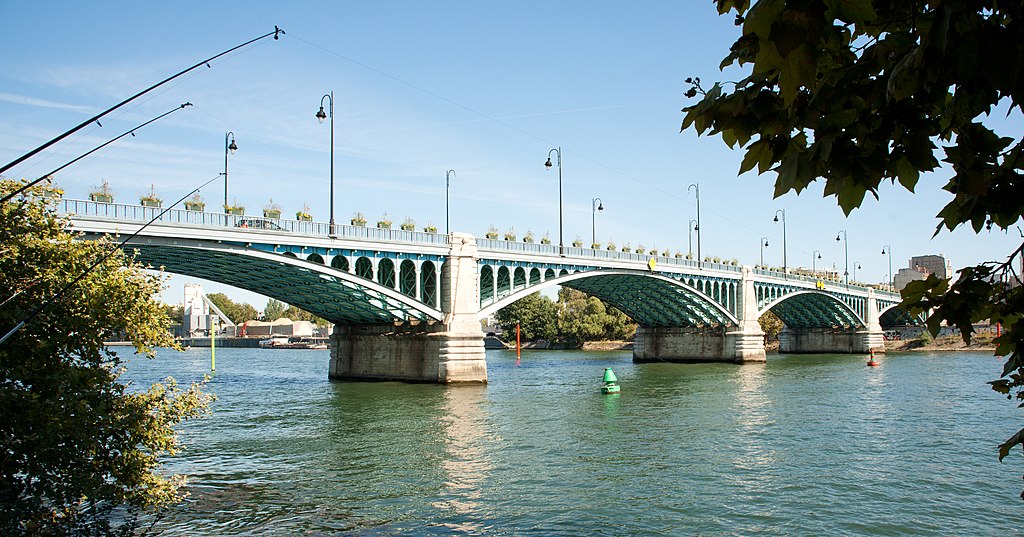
left=224, top=205, right=245, bottom=216
left=185, top=201, right=205, bottom=212
left=263, top=209, right=281, bottom=218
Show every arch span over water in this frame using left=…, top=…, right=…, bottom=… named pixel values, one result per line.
left=477, top=270, right=739, bottom=327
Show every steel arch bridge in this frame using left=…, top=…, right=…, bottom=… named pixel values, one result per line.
left=60, top=198, right=911, bottom=333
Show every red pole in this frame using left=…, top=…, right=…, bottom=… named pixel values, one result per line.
left=516, top=322, right=521, bottom=365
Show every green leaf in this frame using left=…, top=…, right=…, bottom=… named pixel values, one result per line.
left=896, top=157, right=920, bottom=192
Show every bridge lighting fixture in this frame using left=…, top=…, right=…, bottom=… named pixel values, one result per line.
left=223, top=131, right=237, bottom=211
left=836, top=230, right=849, bottom=287
left=315, top=91, right=336, bottom=238
left=544, top=147, right=564, bottom=255
left=812, top=250, right=822, bottom=274
left=446, top=169, right=456, bottom=235
left=774, top=209, right=787, bottom=278
left=688, top=182, right=701, bottom=267
left=688, top=219, right=698, bottom=259
left=760, top=236, right=769, bottom=267
left=881, top=245, right=893, bottom=291
left=592, top=197, right=603, bottom=246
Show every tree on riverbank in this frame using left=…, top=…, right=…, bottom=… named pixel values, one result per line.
left=682, top=1, right=1024, bottom=496
left=0, top=179, right=213, bottom=534
left=493, top=289, right=636, bottom=347
left=207, top=292, right=259, bottom=325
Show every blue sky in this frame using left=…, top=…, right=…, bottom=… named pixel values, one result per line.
left=2, top=1, right=1021, bottom=309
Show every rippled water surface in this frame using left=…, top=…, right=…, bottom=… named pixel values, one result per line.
left=123, top=348, right=1020, bottom=535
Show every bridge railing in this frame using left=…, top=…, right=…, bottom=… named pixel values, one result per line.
left=476, top=238, right=744, bottom=273
left=57, top=199, right=450, bottom=246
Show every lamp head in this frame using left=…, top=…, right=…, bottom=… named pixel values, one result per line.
left=773, top=214, right=779, bottom=222
left=228, top=140, right=238, bottom=154
left=316, top=106, right=327, bottom=124
left=881, top=248, right=887, bottom=255
left=598, top=202, right=604, bottom=211
left=544, top=157, right=553, bottom=170
left=817, top=253, right=822, bottom=259
left=836, top=234, right=841, bottom=241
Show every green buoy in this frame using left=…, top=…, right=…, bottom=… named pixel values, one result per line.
left=601, top=367, right=620, bottom=394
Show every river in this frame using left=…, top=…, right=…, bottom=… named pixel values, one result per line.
left=123, top=348, right=1020, bottom=535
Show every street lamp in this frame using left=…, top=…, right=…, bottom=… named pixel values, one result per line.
left=853, top=261, right=862, bottom=283
left=773, top=209, right=787, bottom=278
left=591, top=197, right=603, bottom=246
left=446, top=169, right=456, bottom=235
left=760, top=236, right=769, bottom=267
left=223, top=132, right=237, bottom=211
left=688, top=219, right=698, bottom=259
left=688, top=182, right=701, bottom=266
left=544, top=147, right=564, bottom=255
left=315, top=91, right=336, bottom=237
left=812, top=250, right=822, bottom=274
left=881, top=244, right=893, bottom=291
left=836, top=230, right=849, bottom=287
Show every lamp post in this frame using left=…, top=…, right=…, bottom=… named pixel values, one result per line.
left=812, top=250, right=822, bottom=274
left=853, top=261, right=862, bottom=283
left=315, top=91, right=335, bottom=237
left=544, top=147, right=564, bottom=255
left=836, top=229, right=849, bottom=287
left=760, top=236, right=769, bottom=267
left=688, top=182, right=701, bottom=266
left=223, top=132, right=237, bottom=211
left=591, top=197, right=603, bottom=246
left=688, top=219, right=698, bottom=259
left=446, top=169, right=456, bottom=235
left=773, top=209, right=787, bottom=278
left=881, top=244, right=893, bottom=291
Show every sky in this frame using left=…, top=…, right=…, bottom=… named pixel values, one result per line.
left=2, top=1, right=1021, bottom=310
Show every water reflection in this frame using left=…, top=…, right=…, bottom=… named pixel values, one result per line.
left=431, top=385, right=491, bottom=532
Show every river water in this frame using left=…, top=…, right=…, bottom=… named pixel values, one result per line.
left=123, top=348, right=1020, bottom=535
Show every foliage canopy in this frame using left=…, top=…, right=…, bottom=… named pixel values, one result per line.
left=682, top=0, right=1024, bottom=496
left=0, top=179, right=213, bottom=534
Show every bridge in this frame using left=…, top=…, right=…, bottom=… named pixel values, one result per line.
left=59, top=198, right=913, bottom=384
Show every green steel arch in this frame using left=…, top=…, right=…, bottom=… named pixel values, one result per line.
left=118, top=237, right=444, bottom=324
left=477, top=270, right=739, bottom=327
left=760, top=290, right=865, bottom=329
left=879, top=303, right=922, bottom=327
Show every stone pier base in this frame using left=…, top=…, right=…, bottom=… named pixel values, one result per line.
left=633, top=326, right=766, bottom=364
left=329, top=322, right=486, bottom=383
left=778, top=327, right=886, bottom=354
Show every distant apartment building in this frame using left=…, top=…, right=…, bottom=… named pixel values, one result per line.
left=893, top=254, right=952, bottom=291
left=909, top=254, right=952, bottom=279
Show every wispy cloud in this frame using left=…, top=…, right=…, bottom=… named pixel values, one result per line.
left=0, top=92, right=96, bottom=114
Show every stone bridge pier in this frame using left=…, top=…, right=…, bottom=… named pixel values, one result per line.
left=329, top=233, right=488, bottom=383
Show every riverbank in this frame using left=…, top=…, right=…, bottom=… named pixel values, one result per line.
left=884, top=332, right=998, bottom=353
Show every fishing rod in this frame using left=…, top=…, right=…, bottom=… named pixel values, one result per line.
left=0, top=174, right=222, bottom=346
left=0, top=25, right=284, bottom=176
left=0, top=103, right=192, bottom=205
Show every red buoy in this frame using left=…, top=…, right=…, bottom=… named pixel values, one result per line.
left=867, top=349, right=879, bottom=367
